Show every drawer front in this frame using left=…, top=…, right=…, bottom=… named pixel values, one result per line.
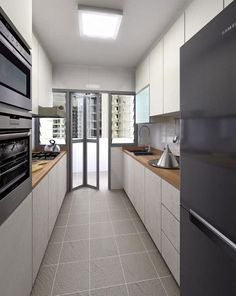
left=162, top=179, right=180, bottom=220
left=161, top=231, right=180, bottom=285
left=162, top=205, right=180, bottom=252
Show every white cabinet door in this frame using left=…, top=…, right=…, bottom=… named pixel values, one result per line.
left=162, top=179, right=180, bottom=221
left=163, top=15, right=185, bottom=114
left=161, top=231, right=180, bottom=284
left=32, top=34, right=39, bottom=114
left=38, top=42, right=53, bottom=107
left=144, top=168, right=162, bottom=250
left=57, top=154, right=67, bottom=213
left=161, top=205, right=180, bottom=252
left=134, top=160, right=145, bottom=222
left=128, top=156, right=135, bottom=205
left=48, top=165, right=58, bottom=237
left=224, top=0, right=233, bottom=7
left=0, top=194, right=32, bottom=296
left=0, top=0, right=32, bottom=46
left=111, top=147, right=123, bottom=190
left=32, top=176, right=49, bottom=282
left=123, top=152, right=129, bottom=195
left=185, top=0, right=223, bottom=41
left=135, top=56, right=150, bottom=93
left=150, top=40, right=164, bottom=116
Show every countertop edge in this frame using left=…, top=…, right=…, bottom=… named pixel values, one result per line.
left=32, top=151, right=67, bottom=189
left=123, top=149, right=180, bottom=190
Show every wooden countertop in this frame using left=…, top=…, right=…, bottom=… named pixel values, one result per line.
left=123, top=148, right=180, bottom=190
left=32, top=151, right=67, bottom=189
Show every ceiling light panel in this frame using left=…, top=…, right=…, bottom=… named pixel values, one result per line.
left=78, top=6, right=123, bottom=39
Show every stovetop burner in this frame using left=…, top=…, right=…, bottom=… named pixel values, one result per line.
left=32, top=151, right=60, bottom=161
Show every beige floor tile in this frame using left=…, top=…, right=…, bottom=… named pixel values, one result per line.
left=128, top=279, right=166, bottom=296
left=52, top=261, right=89, bottom=295
left=60, top=240, right=89, bottom=263
left=140, top=232, right=157, bottom=250
left=116, top=234, right=145, bottom=254
left=90, top=211, right=110, bottom=223
left=90, top=285, right=128, bottom=296
left=64, top=225, right=89, bottom=241
left=67, top=213, right=90, bottom=226
left=109, top=209, right=131, bottom=221
left=121, top=253, right=157, bottom=283
left=90, top=257, right=125, bottom=289
left=90, top=222, right=114, bottom=239
left=149, top=250, right=171, bottom=277
left=113, top=220, right=137, bottom=235
left=50, top=227, right=66, bottom=243
left=90, top=237, right=118, bottom=259
left=55, top=214, right=69, bottom=227
left=161, top=276, right=180, bottom=296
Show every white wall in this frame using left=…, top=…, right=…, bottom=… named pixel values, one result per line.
left=52, top=64, right=135, bottom=92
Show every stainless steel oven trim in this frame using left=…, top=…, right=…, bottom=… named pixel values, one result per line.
left=0, top=131, right=31, bottom=140
left=0, top=113, right=32, bottom=226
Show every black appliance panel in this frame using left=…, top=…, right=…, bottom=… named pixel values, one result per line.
left=181, top=2, right=236, bottom=118
left=181, top=207, right=236, bottom=296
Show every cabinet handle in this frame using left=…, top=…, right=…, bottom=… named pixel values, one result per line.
left=189, top=209, right=236, bottom=262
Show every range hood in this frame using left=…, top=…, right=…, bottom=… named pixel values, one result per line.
left=33, top=105, right=66, bottom=118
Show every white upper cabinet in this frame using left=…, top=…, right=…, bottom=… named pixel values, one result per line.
left=38, top=42, right=53, bottom=107
left=0, top=0, right=32, bottom=47
left=224, top=0, right=233, bottom=7
left=185, top=0, right=223, bottom=41
left=135, top=55, right=150, bottom=93
left=163, top=14, right=185, bottom=114
left=149, top=40, right=164, bottom=116
left=32, top=33, right=53, bottom=113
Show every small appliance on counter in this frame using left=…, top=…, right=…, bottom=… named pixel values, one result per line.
left=148, top=144, right=179, bottom=169
left=44, top=139, right=60, bottom=153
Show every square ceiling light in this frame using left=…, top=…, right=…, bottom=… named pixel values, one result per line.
left=78, top=5, right=123, bottom=39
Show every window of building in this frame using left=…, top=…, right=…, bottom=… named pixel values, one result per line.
left=111, top=94, right=135, bottom=144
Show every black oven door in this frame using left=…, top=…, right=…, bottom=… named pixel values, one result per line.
left=0, top=34, right=31, bottom=111
left=0, top=131, right=32, bottom=225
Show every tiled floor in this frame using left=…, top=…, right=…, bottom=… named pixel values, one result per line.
left=31, top=185, right=180, bottom=296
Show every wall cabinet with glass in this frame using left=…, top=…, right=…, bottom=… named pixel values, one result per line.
left=136, top=86, right=150, bottom=124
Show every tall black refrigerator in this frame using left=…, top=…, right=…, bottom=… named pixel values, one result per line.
left=180, top=2, right=236, bottom=295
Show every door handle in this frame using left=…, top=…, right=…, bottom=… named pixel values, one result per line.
left=0, top=132, right=31, bottom=141
left=189, top=209, right=236, bottom=262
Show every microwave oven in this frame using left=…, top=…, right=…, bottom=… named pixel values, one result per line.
left=0, top=9, right=32, bottom=111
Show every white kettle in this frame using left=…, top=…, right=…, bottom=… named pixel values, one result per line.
left=44, top=139, right=60, bottom=153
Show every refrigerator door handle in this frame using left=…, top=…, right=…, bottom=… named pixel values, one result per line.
left=189, top=209, right=236, bottom=262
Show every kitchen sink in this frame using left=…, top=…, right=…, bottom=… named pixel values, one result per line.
left=133, top=151, right=154, bottom=156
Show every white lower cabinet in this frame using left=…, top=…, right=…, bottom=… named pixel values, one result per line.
left=32, top=154, right=67, bottom=283
left=48, top=165, right=58, bottom=237
left=134, top=160, right=145, bottom=222
left=144, top=168, right=162, bottom=250
left=161, top=231, right=180, bottom=284
left=33, top=175, right=49, bottom=282
left=123, top=152, right=180, bottom=284
left=0, top=194, right=32, bottom=296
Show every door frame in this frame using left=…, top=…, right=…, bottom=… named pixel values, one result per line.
left=67, top=91, right=100, bottom=191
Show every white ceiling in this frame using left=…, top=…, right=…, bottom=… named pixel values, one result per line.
left=33, top=0, right=191, bottom=69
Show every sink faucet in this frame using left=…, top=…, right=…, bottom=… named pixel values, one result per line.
left=139, top=125, right=151, bottom=152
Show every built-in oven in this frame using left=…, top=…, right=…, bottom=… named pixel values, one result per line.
left=0, top=8, right=31, bottom=111
left=0, top=108, right=32, bottom=225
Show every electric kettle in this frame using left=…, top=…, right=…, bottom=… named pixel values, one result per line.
left=44, top=139, right=60, bottom=152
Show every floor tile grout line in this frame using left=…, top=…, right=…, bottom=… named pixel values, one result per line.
left=49, top=198, right=73, bottom=296
left=131, top=211, right=169, bottom=296
left=107, top=204, right=130, bottom=296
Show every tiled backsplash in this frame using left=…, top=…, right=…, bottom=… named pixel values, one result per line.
left=138, top=117, right=180, bottom=156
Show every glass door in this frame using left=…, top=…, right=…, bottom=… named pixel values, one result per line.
left=69, top=93, right=100, bottom=190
